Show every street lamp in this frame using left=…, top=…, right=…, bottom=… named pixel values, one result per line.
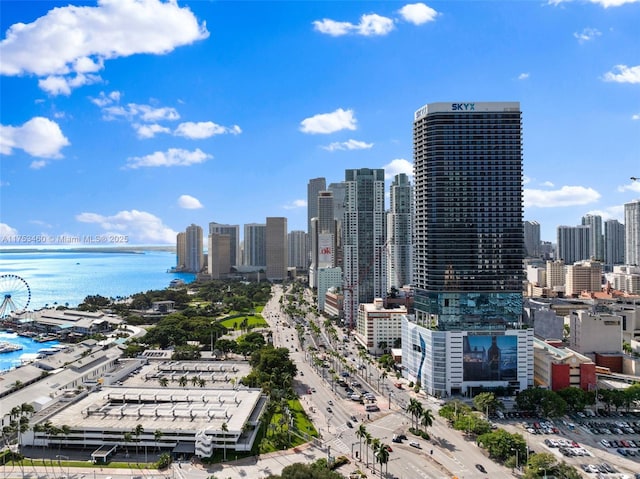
left=511, top=447, right=519, bottom=471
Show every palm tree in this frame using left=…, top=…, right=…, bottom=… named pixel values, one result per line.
left=364, top=432, right=372, bottom=467
left=134, top=424, right=144, bottom=458
left=123, top=432, right=133, bottom=456
left=376, top=442, right=390, bottom=477
left=191, top=376, right=199, bottom=387
left=221, top=422, right=229, bottom=461
left=154, top=429, right=163, bottom=453
left=159, top=377, right=169, bottom=387
left=356, top=424, right=367, bottom=461
left=420, top=409, right=434, bottom=435
left=370, top=438, right=381, bottom=475
left=178, top=376, right=188, bottom=387
left=407, top=398, right=422, bottom=429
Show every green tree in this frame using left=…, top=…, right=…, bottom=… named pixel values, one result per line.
left=525, top=452, right=557, bottom=478
left=556, top=386, right=594, bottom=412
left=477, top=429, right=526, bottom=463
left=355, top=424, right=367, bottom=461
left=473, top=392, right=504, bottom=417
left=420, top=409, right=434, bottom=434
left=439, top=399, right=471, bottom=422
left=376, top=442, right=390, bottom=477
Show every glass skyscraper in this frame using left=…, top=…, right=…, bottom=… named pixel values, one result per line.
left=412, top=102, right=524, bottom=331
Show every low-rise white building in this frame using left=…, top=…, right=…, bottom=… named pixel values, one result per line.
left=355, top=298, right=406, bottom=355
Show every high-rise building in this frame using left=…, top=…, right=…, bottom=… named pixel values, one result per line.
left=176, top=232, right=187, bottom=271
left=208, top=222, right=240, bottom=267
left=243, top=223, right=266, bottom=267
left=412, top=102, right=524, bottom=331
left=557, top=225, right=591, bottom=265
left=524, top=221, right=541, bottom=258
left=343, top=168, right=386, bottom=328
left=604, top=219, right=625, bottom=270
left=266, top=217, right=287, bottom=281
left=546, top=260, right=566, bottom=289
left=581, top=214, right=604, bottom=261
left=307, top=177, right=326, bottom=237
left=406, top=101, right=532, bottom=398
left=625, top=200, right=640, bottom=266
left=288, top=230, right=308, bottom=270
left=328, top=182, right=347, bottom=269
left=185, top=224, right=204, bottom=273
left=309, top=191, right=338, bottom=288
left=387, top=173, right=412, bottom=290
left=208, top=233, right=231, bottom=279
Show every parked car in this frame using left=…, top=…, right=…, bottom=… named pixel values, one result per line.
left=409, top=441, right=421, bottom=449
left=475, top=464, right=487, bottom=473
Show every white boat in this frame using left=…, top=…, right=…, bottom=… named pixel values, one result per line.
left=0, top=341, right=23, bottom=354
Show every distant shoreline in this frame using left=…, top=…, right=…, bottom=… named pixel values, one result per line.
left=0, top=245, right=176, bottom=254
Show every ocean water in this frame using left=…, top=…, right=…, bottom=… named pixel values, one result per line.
left=0, top=248, right=195, bottom=311
left=0, top=331, right=59, bottom=372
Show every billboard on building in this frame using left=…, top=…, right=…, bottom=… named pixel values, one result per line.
left=318, top=233, right=334, bottom=268
left=463, top=334, right=517, bottom=381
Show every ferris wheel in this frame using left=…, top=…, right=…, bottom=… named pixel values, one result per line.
left=0, top=274, right=31, bottom=317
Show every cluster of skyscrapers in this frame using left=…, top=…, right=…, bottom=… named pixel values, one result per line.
left=173, top=100, right=639, bottom=397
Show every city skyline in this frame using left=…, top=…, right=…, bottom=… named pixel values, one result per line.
left=1, top=0, right=639, bottom=245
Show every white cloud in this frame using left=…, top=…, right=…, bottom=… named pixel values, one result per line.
left=524, top=185, right=601, bottom=208
left=322, top=139, right=373, bottom=151
left=574, top=27, right=601, bottom=43
left=357, top=14, right=395, bottom=36
left=398, top=3, right=438, bottom=25
left=617, top=179, right=640, bottom=193
left=585, top=205, right=625, bottom=221
left=300, top=108, right=357, bottom=134
left=90, top=90, right=121, bottom=107
left=177, top=194, right=203, bottom=209
left=518, top=72, right=530, bottom=80
left=174, top=121, right=242, bottom=139
left=313, top=14, right=394, bottom=37
left=0, top=117, right=70, bottom=160
left=541, top=181, right=555, bottom=187
left=134, top=123, right=171, bottom=139
left=125, top=148, right=211, bottom=169
left=603, top=64, right=640, bottom=83
left=382, top=158, right=413, bottom=179
left=38, top=73, right=101, bottom=96
left=312, top=19, right=354, bottom=37
left=283, top=199, right=307, bottom=210
left=523, top=175, right=532, bottom=185
left=549, top=0, right=639, bottom=7
left=631, top=114, right=640, bottom=120
left=0, top=223, right=18, bottom=237
left=0, top=0, right=209, bottom=95
left=102, top=103, right=180, bottom=122
left=76, top=209, right=177, bottom=244
left=30, top=160, right=48, bottom=170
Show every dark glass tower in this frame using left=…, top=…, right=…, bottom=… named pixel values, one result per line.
left=413, top=102, right=524, bottom=331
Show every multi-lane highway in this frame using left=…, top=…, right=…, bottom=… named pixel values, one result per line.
left=263, top=284, right=514, bottom=479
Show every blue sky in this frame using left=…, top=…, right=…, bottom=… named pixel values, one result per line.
left=1, top=0, right=639, bottom=246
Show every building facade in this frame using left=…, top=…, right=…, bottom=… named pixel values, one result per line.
left=625, top=200, right=640, bottom=266
left=185, top=224, right=204, bottom=273
left=386, top=173, right=412, bottom=291
left=582, top=214, right=604, bottom=262
left=176, top=232, right=187, bottom=271
left=524, top=221, right=541, bottom=258
left=266, top=217, right=287, bottom=281
left=209, top=222, right=240, bottom=268
left=604, top=219, right=625, bottom=271
left=356, top=298, right=406, bottom=356
left=342, top=168, right=387, bottom=328
left=243, top=223, right=266, bottom=267
left=557, top=225, right=591, bottom=265
left=208, top=233, right=231, bottom=279
left=287, top=230, right=308, bottom=270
